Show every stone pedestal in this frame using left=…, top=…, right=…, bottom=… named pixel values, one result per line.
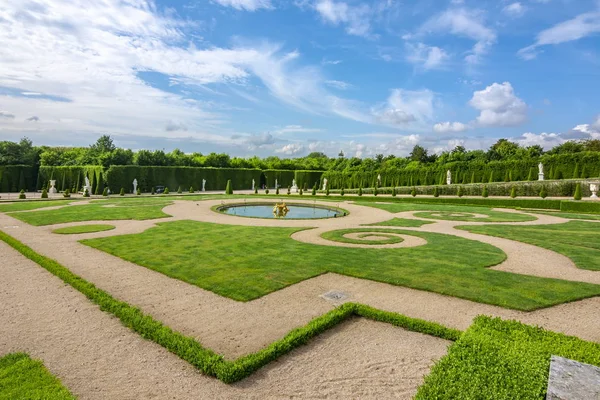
left=591, top=183, right=598, bottom=199
left=539, top=173, right=545, bottom=181
left=49, top=180, right=57, bottom=194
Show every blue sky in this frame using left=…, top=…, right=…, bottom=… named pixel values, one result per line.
left=1, top=0, right=599, bottom=157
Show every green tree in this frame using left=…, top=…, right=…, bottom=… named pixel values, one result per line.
left=574, top=183, right=582, bottom=200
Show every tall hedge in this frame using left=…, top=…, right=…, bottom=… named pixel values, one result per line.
left=294, top=170, right=324, bottom=190
left=0, top=165, right=38, bottom=192
left=321, top=152, right=600, bottom=189
left=37, top=166, right=104, bottom=193
left=105, top=166, right=262, bottom=193
left=262, top=169, right=295, bottom=188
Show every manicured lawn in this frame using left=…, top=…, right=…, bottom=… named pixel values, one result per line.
left=0, top=200, right=77, bottom=213
left=82, top=220, right=600, bottom=310
left=358, top=201, right=537, bottom=222
left=53, top=224, right=115, bottom=234
left=532, top=211, right=600, bottom=221
left=416, top=316, right=600, bottom=400
left=0, top=353, right=74, bottom=400
left=362, top=217, right=434, bottom=227
left=321, top=228, right=405, bottom=245
left=7, top=202, right=171, bottom=226
left=459, top=221, right=600, bottom=271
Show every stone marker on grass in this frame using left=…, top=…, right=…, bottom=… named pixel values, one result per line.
left=546, top=355, right=600, bottom=400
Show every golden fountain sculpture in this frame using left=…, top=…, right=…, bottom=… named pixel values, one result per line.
left=273, top=202, right=289, bottom=218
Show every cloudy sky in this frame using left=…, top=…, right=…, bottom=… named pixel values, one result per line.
left=1, top=0, right=599, bottom=157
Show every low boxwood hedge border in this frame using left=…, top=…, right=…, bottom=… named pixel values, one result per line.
left=415, top=315, right=600, bottom=399
left=0, top=230, right=461, bottom=383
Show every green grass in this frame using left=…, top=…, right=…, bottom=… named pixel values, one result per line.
left=362, top=217, right=434, bottom=227
left=53, top=224, right=116, bottom=234
left=530, top=211, right=600, bottom=221
left=358, top=201, right=537, bottom=222
left=83, top=220, right=600, bottom=310
left=7, top=202, right=171, bottom=226
left=415, top=315, right=600, bottom=400
left=321, top=228, right=405, bottom=245
left=0, top=229, right=461, bottom=383
left=0, top=200, right=77, bottom=213
left=0, top=353, right=75, bottom=400
left=459, top=221, right=600, bottom=271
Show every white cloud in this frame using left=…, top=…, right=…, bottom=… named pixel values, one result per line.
left=592, top=115, right=600, bottom=130
left=313, top=0, right=373, bottom=37
left=212, top=0, right=272, bottom=11
left=519, top=12, right=600, bottom=59
left=433, top=121, right=469, bottom=133
left=503, top=3, right=526, bottom=18
left=419, top=8, right=496, bottom=64
left=372, top=89, right=435, bottom=128
left=325, top=80, right=353, bottom=90
left=26, top=116, right=40, bottom=122
left=469, top=82, right=527, bottom=126
left=405, top=43, right=449, bottom=70
left=322, top=59, right=343, bottom=65
left=275, top=143, right=305, bottom=155
left=516, top=132, right=563, bottom=149
left=165, top=121, right=188, bottom=132
left=272, top=125, right=323, bottom=134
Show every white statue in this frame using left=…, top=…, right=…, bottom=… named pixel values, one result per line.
left=446, top=170, right=452, bottom=185
left=49, top=180, right=57, bottom=194
left=538, top=163, right=545, bottom=181
left=291, top=179, right=298, bottom=193
left=322, top=178, right=328, bottom=191
left=252, top=179, right=255, bottom=190
left=83, top=176, right=92, bottom=194
left=591, top=182, right=599, bottom=199
left=202, top=179, right=206, bottom=192
left=132, top=178, right=138, bottom=194
left=275, top=179, right=278, bottom=189
left=377, top=174, right=381, bottom=186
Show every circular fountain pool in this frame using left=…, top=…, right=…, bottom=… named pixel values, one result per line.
left=217, top=203, right=345, bottom=219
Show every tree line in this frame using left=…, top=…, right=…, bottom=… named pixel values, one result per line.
left=1, top=135, right=599, bottom=172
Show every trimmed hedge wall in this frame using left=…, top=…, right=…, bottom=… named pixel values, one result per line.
left=0, top=165, right=38, bottom=192
left=322, top=152, right=600, bottom=189
left=105, top=166, right=263, bottom=193
left=560, top=201, right=600, bottom=214
left=294, top=170, right=324, bottom=190
left=327, top=179, right=596, bottom=198
left=38, top=166, right=104, bottom=194
left=262, top=169, right=295, bottom=188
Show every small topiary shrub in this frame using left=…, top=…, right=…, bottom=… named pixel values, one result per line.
left=287, top=186, right=291, bottom=195
left=275, top=187, right=279, bottom=195
left=254, top=188, right=258, bottom=194
left=340, top=187, right=345, bottom=196
left=539, top=186, right=547, bottom=199
left=103, top=187, right=109, bottom=196
left=392, top=187, right=397, bottom=197
left=177, top=186, right=182, bottom=194
left=41, top=189, right=48, bottom=199
left=326, top=187, right=330, bottom=196
left=433, top=186, right=439, bottom=198
left=510, top=186, right=517, bottom=198
left=136, top=188, right=141, bottom=195
left=63, top=189, right=71, bottom=198
left=573, top=183, right=582, bottom=200
left=84, top=188, right=90, bottom=198
left=164, top=187, right=169, bottom=195
left=482, top=186, right=489, bottom=198
left=373, top=187, right=378, bottom=196
left=311, top=186, right=316, bottom=196
left=119, top=188, right=125, bottom=196
left=151, top=187, right=155, bottom=195
left=189, top=186, right=194, bottom=193
left=265, top=188, right=269, bottom=195
left=457, top=186, right=464, bottom=198
left=19, top=189, right=26, bottom=199
left=358, top=187, right=363, bottom=196
left=299, top=188, right=303, bottom=195
left=225, top=180, right=233, bottom=195
left=411, top=187, right=416, bottom=197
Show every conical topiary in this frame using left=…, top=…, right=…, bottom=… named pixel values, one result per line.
left=299, top=188, right=303, bottom=196
left=19, top=189, right=26, bottom=199
left=276, top=187, right=279, bottom=195
left=136, top=188, right=141, bottom=195
left=373, top=186, right=378, bottom=196
left=164, top=187, right=169, bottom=194
left=287, top=186, right=291, bottom=195
left=340, top=187, right=345, bottom=196
left=311, top=186, right=316, bottom=196
left=433, top=186, right=439, bottom=198
left=265, top=188, right=269, bottom=194
left=177, top=186, right=182, bottom=194
left=573, top=164, right=579, bottom=179
left=41, top=188, right=48, bottom=199
left=539, top=186, right=547, bottom=199
left=119, top=188, right=125, bottom=196
left=392, top=187, right=396, bottom=197
left=510, top=187, right=517, bottom=198
left=225, top=180, right=233, bottom=195
left=482, top=186, right=489, bottom=198
left=574, top=183, right=582, bottom=200
left=63, top=189, right=70, bottom=198
left=325, top=186, right=330, bottom=196
left=189, top=186, right=194, bottom=193
left=254, top=187, right=258, bottom=194
left=358, top=187, right=363, bottom=196
left=411, top=187, right=416, bottom=197
left=84, top=188, right=90, bottom=198
left=457, top=186, right=464, bottom=197
left=103, top=187, right=108, bottom=196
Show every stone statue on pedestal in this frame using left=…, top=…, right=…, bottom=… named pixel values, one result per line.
left=202, top=179, right=206, bottom=192
left=446, top=170, right=452, bottom=185
left=538, top=163, right=545, bottom=181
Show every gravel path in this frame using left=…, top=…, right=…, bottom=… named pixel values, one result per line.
left=0, top=241, right=449, bottom=399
